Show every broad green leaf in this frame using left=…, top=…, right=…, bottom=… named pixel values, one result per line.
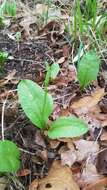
left=5, top=0, right=16, bottom=17
left=77, top=51, right=100, bottom=89
left=50, top=63, right=60, bottom=80
left=0, top=140, right=20, bottom=172
left=48, top=116, right=88, bottom=139
left=18, top=79, right=53, bottom=128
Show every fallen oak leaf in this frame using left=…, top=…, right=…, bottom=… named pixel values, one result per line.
left=29, top=160, right=80, bottom=190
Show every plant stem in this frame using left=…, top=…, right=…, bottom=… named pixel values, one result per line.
left=42, top=66, right=51, bottom=128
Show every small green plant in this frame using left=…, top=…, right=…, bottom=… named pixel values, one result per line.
left=45, top=61, right=60, bottom=83
left=84, top=0, right=97, bottom=30
left=0, top=51, right=8, bottom=74
left=43, top=0, right=53, bottom=24
left=15, top=31, right=21, bottom=43
left=0, top=0, right=16, bottom=17
left=74, top=0, right=83, bottom=37
left=5, top=0, right=16, bottom=17
left=18, top=64, right=88, bottom=139
left=0, top=140, right=20, bottom=172
left=18, top=79, right=53, bottom=129
left=77, top=50, right=100, bottom=89
left=65, top=0, right=100, bottom=39
left=0, top=16, right=4, bottom=28
left=0, top=51, right=8, bottom=64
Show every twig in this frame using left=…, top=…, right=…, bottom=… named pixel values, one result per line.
left=1, top=99, right=7, bottom=140
left=1, top=89, right=17, bottom=140
left=19, top=148, right=36, bottom=156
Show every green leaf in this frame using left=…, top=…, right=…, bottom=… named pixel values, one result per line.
left=18, top=79, right=53, bottom=128
left=77, top=51, right=100, bottom=89
left=5, top=0, right=16, bottom=17
left=50, top=63, right=60, bottom=80
left=48, top=116, right=88, bottom=139
left=0, top=51, right=8, bottom=64
left=0, top=140, right=20, bottom=172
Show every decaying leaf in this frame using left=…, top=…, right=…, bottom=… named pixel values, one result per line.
left=34, top=130, right=46, bottom=148
left=0, top=69, right=16, bottom=87
left=83, top=177, right=107, bottom=190
left=35, top=4, right=48, bottom=15
left=17, top=169, right=31, bottom=177
left=100, top=131, right=107, bottom=141
left=61, top=140, right=99, bottom=167
left=49, top=139, right=60, bottom=149
left=18, top=2, right=37, bottom=36
left=96, top=149, right=107, bottom=174
left=19, top=14, right=37, bottom=36
left=74, top=140, right=99, bottom=160
left=79, top=162, right=100, bottom=186
left=61, top=150, right=77, bottom=166
left=71, top=88, right=105, bottom=115
left=29, top=160, right=80, bottom=190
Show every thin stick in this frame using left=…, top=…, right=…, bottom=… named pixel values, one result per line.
left=1, top=89, right=17, bottom=140
left=1, top=99, right=7, bottom=140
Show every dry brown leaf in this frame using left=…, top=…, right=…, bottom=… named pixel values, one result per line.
left=71, top=88, right=105, bottom=115
left=20, top=15, right=37, bottom=36
left=83, top=177, right=107, bottom=190
left=29, top=160, right=80, bottom=190
left=77, top=162, right=100, bottom=189
left=57, top=57, right=65, bottom=64
left=18, top=2, right=37, bottom=36
left=96, top=148, right=107, bottom=174
left=0, top=69, right=16, bottom=87
left=61, top=150, right=77, bottom=166
left=17, top=169, right=31, bottom=177
left=34, top=131, right=46, bottom=148
left=88, top=110, right=107, bottom=128
left=74, top=140, right=99, bottom=161
left=61, top=140, right=99, bottom=167
left=100, top=131, right=107, bottom=141
left=49, top=140, right=60, bottom=149
left=35, top=4, right=48, bottom=15
left=39, top=150, right=48, bottom=161
left=62, top=45, right=69, bottom=58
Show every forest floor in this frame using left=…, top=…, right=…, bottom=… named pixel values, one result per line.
left=0, top=0, right=107, bottom=190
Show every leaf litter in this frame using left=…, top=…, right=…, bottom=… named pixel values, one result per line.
left=0, top=0, right=107, bottom=190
